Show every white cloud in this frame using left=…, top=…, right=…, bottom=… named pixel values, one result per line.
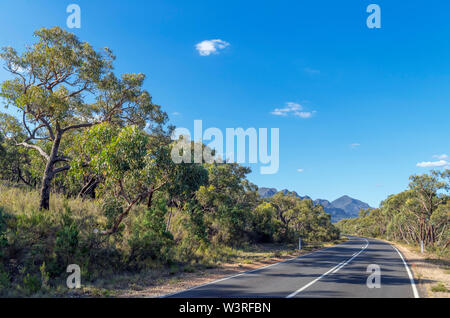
left=271, top=102, right=316, bottom=118
left=304, top=67, right=320, bottom=75
left=195, top=39, right=230, bottom=56
left=297, top=168, right=304, bottom=173
left=172, top=112, right=181, bottom=116
left=350, top=143, right=361, bottom=148
left=432, top=154, right=448, bottom=160
left=416, top=160, right=448, bottom=168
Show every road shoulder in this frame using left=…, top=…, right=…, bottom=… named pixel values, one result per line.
left=381, top=240, right=449, bottom=298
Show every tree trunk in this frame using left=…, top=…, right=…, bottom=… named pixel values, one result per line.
left=147, top=188, right=154, bottom=208
left=166, top=202, right=173, bottom=232
left=39, top=164, right=53, bottom=210
left=39, top=132, right=62, bottom=210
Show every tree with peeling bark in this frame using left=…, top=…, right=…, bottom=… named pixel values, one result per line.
left=0, top=27, right=168, bottom=209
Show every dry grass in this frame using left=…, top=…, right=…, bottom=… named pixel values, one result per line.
left=0, top=183, right=104, bottom=221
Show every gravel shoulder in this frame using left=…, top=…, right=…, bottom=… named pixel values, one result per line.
left=383, top=240, right=449, bottom=298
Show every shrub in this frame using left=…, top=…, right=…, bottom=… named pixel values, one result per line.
left=0, top=267, right=10, bottom=291
left=0, top=208, right=9, bottom=260
left=51, top=206, right=80, bottom=275
left=22, top=273, right=41, bottom=295
left=431, top=282, right=448, bottom=293
left=127, top=198, right=174, bottom=268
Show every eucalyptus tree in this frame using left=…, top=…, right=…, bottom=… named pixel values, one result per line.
left=408, top=170, right=449, bottom=245
left=69, top=123, right=175, bottom=234
left=0, top=27, right=168, bottom=209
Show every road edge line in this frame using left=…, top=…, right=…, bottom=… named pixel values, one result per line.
left=391, top=245, right=420, bottom=298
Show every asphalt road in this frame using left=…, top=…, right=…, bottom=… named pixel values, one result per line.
left=166, top=236, right=419, bottom=298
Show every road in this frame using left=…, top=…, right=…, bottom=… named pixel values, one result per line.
left=166, top=236, right=419, bottom=298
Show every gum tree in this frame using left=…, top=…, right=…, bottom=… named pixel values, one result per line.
left=70, top=123, right=176, bottom=234
left=0, top=27, right=167, bottom=209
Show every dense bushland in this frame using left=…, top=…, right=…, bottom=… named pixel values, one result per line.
left=337, top=170, right=449, bottom=258
left=0, top=27, right=339, bottom=296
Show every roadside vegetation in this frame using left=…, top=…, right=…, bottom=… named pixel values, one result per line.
left=0, top=27, right=339, bottom=297
left=337, top=170, right=450, bottom=296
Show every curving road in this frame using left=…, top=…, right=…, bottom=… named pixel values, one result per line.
left=166, top=236, right=419, bottom=298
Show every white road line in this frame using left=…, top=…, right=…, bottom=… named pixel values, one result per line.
left=286, top=238, right=369, bottom=298
left=163, top=240, right=352, bottom=298
left=391, top=245, right=420, bottom=298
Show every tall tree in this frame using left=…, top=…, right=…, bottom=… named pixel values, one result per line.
left=0, top=27, right=168, bottom=209
left=408, top=170, right=449, bottom=245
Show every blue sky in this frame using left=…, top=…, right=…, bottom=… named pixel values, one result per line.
left=1, top=0, right=449, bottom=207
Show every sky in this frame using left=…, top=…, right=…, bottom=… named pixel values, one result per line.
left=0, top=0, right=449, bottom=207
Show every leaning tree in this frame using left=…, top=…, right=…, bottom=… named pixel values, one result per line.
left=0, top=27, right=168, bottom=209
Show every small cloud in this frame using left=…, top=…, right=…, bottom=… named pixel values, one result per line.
left=350, top=143, right=361, bottom=148
left=304, top=67, right=320, bottom=75
left=433, top=154, right=448, bottom=160
left=416, top=160, right=448, bottom=168
left=295, top=111, right=316, bottom=118
left=271, top=102, right=316, bottom=118
left=195, top=39, right=230, bottom=56
left=297, top=168, right=304, bottom=173
left=172, top=112, right=181, bottom=116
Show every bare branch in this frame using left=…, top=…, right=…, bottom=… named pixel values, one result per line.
left=17, top=142, right=50, bottom=161
left=52, top=166, right=70, bottom=174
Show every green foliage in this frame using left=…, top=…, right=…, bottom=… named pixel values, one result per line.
left=431, top=282, right=448, bottom=293
left=0, top=267, right=10, bottom=290
left=128, top=198, right=174, bottom=267
left=54, top=206, right=79, bottom=269
left=22, top=273, right=41, bottom=295
left=0, top=208, right=9, bottom=259
left=0, top=26, right=170, bottom=209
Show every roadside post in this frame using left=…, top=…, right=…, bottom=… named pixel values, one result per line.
left=298, top=237, right=301, bottom=250
left=420, top=240, right=424, bottom=254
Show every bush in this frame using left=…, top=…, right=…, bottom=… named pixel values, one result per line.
left=0, top=208, right=9, bottom=260
left=431, top=282, right=448, bottom=293
left=0, top=267, right=10, bottom=291
left=22, top=273, right=41, bottom=295
left=127, top=198, right=174, bottom=268
left=53, top=206, right=80, bottom=272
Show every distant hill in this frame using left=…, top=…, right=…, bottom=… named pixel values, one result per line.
left=258, top=187, right=277, bottom=198
left=257, top=187, right=372, bottom=223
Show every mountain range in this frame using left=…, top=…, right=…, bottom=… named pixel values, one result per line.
left=257, top=187, right=373, bottom=223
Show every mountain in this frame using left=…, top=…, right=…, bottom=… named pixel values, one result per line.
left=279, top=189, right=311, bottom=200
left=258, top=187, right=277, bottom=198
left=330, top=195, right=372, bottom=217
left=257, top=188, right=372, bottom=223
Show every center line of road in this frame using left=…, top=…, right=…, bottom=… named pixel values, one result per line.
left=286, top=238, right=369, bottom=298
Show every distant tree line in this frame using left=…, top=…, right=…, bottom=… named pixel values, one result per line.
left=337, top=170, right=449, bottom=254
